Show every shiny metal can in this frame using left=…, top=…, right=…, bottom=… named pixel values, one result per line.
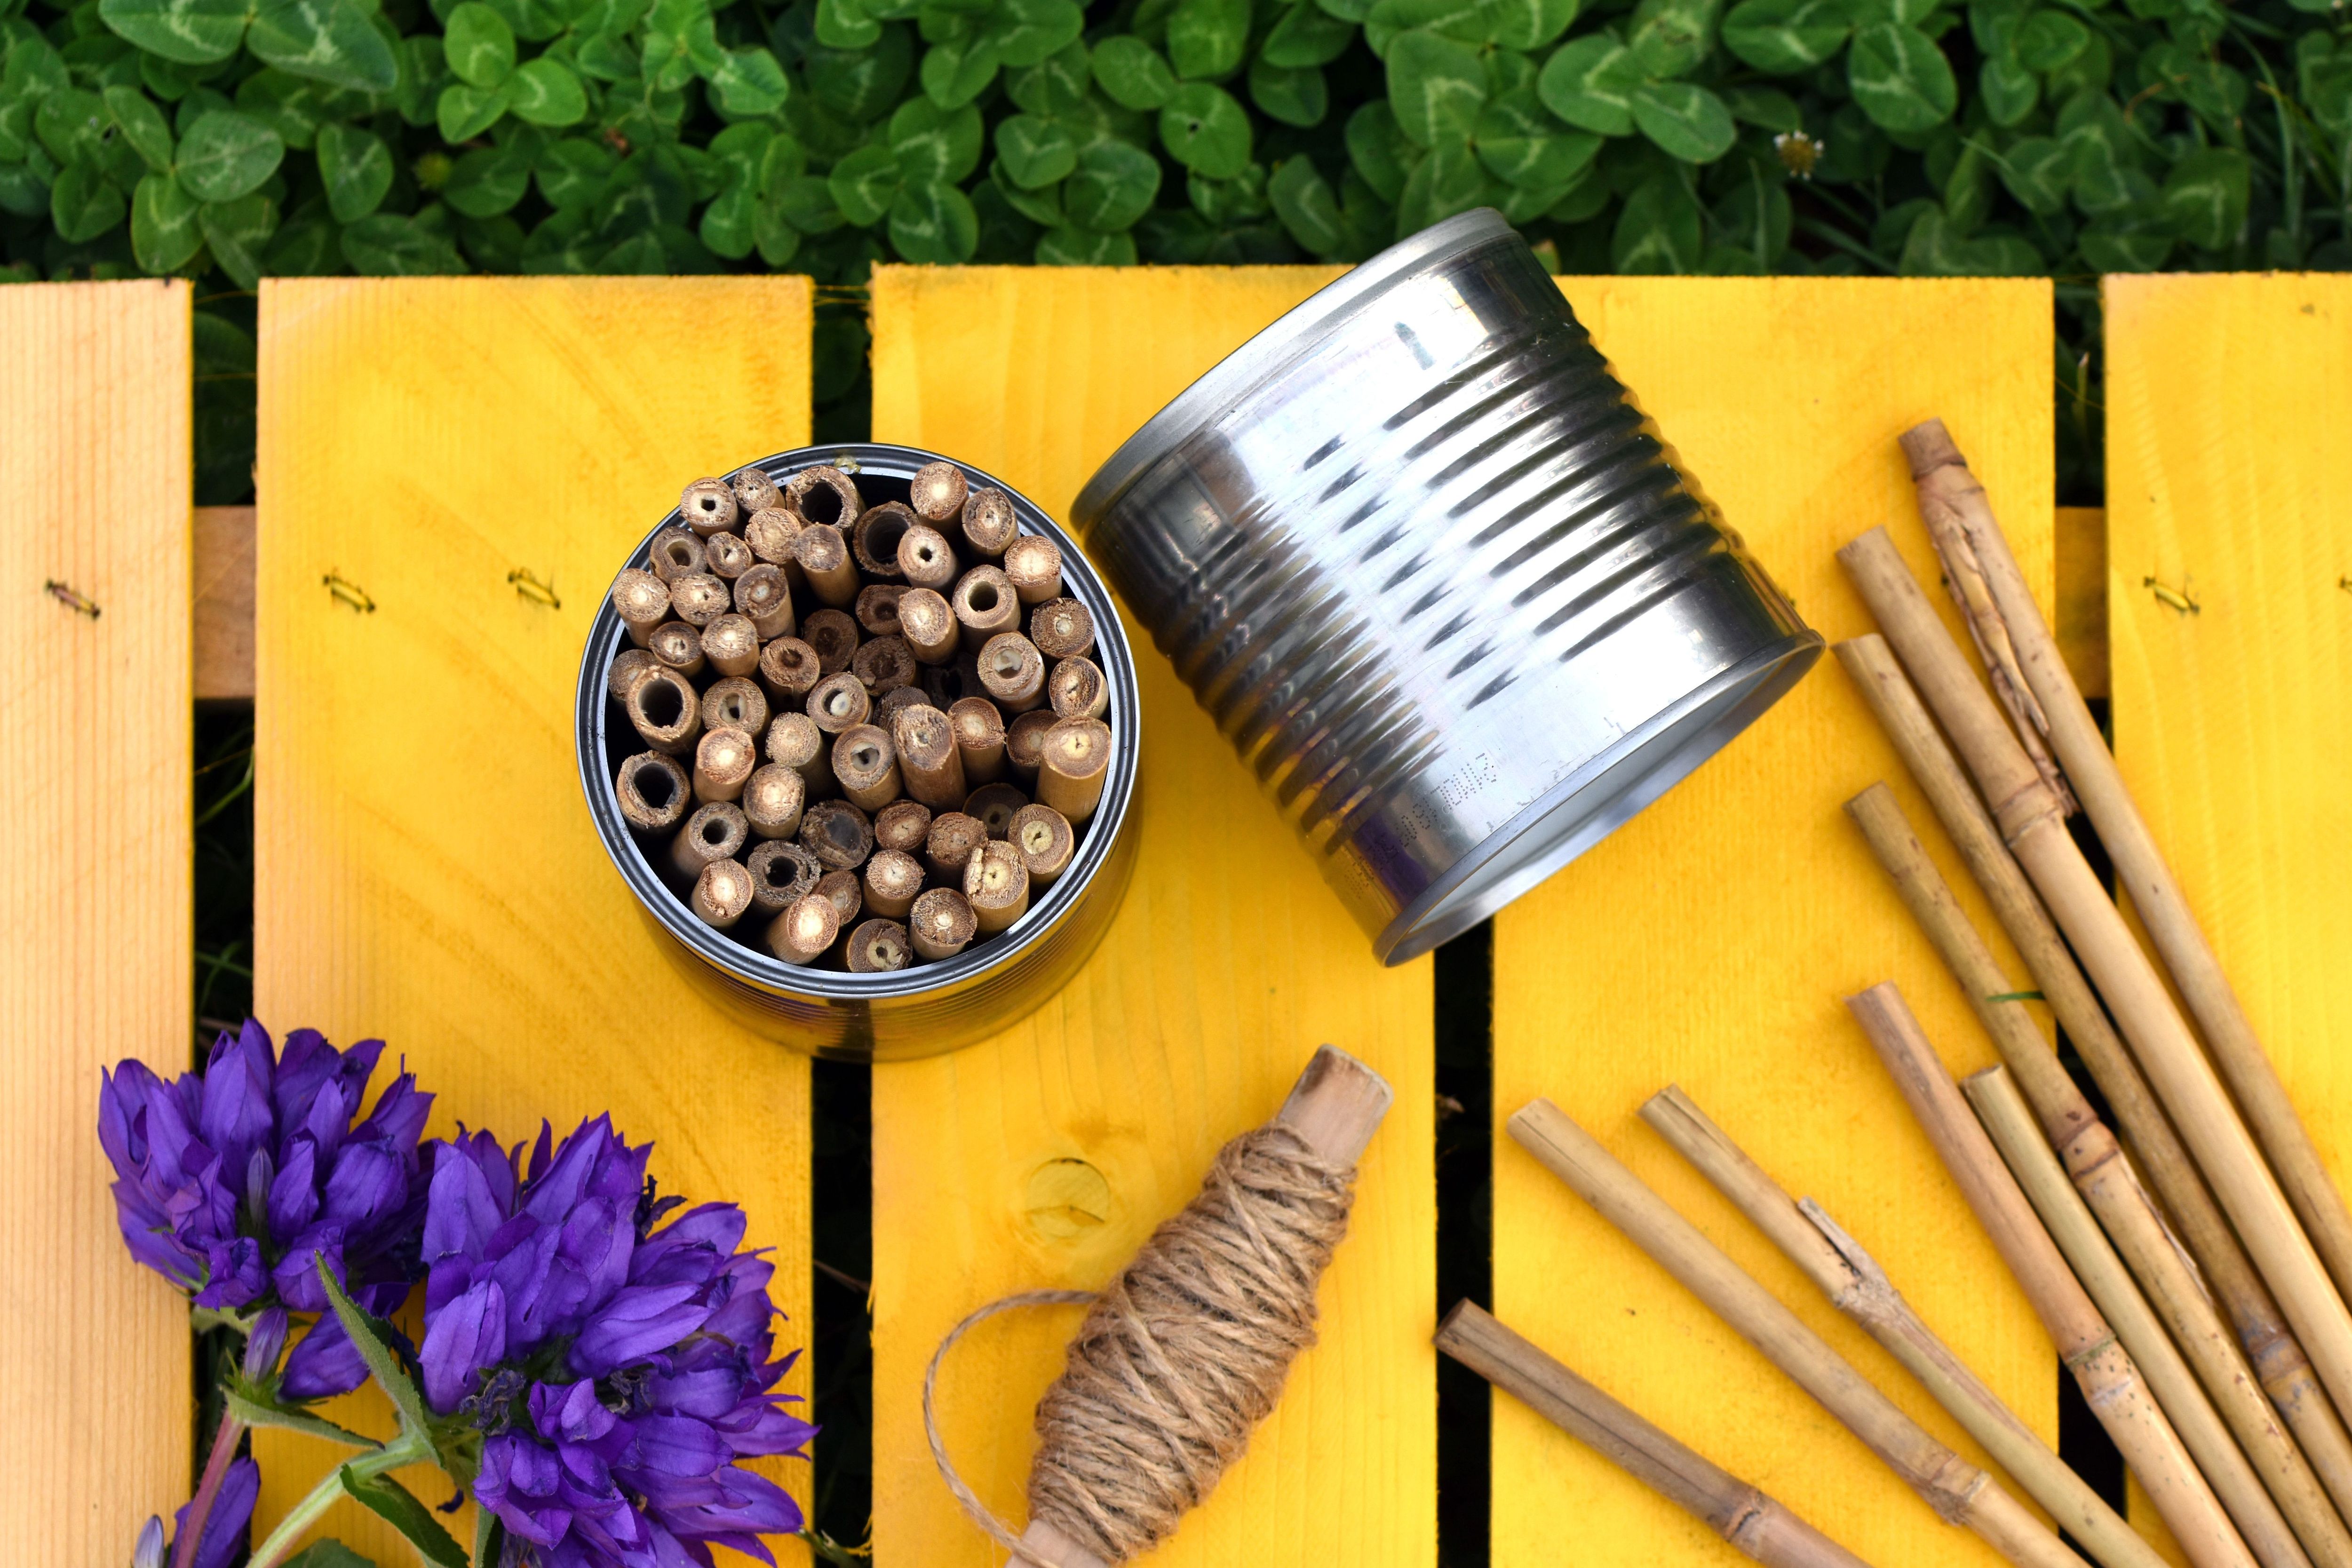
left=1070, top=209, right=1819, bottom=965
left=577, top=443, right=1141, bottom=1061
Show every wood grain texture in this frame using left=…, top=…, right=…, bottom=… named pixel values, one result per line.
left=866, top=264, right=1435, bottom=1568
left=252, top=277, right=816, bottom=1563
left=193, top=505, right=255, bottom=700
left=2105, top=273, right=2352, bottom=1568
left=0, top=279, right=193, bottom=1566
left=1493, top=279, right=2056, bottom=1568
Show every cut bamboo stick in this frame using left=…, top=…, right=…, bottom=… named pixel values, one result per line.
left=667, top=571, right=731, bottom=628
left=856, top=583, right=905, bottom=638
left=730, top=464, right=783, bottom=515
left=700, top=676, right=767, bottom=739
left=691, top=858, right=753, bottom=929
left=1848, top=783, right=2352, bottom=1563
left=846, top=917, right=913, bottom=973
left=1845, top=982, right=2258, bottom=1568
left=1506, top=1097, right=2091, bottom=1568
left=785, top=463, right=860, bottom=531
left=615, top=752, right=690, bottom=835
left=700, top=613, right=760, bottom=679
left=767, top=893, right=839, bottom=965
left=745, top=507, right=800, bottom=568
left=680, top=477, right=738, bottom=535
left=892, top=703, right=966, bottom=811
left=831, top=724, right=901, bottom=812
left=793, top=523, right=860, bottom=608
left=627, top=666, right=701, bottom=755
left=874, top=800, right=931, bottom=855
left=1839, top=529, right=2352, bottom=1432
left=765, top=710, right=831, bottom=799
left=610, top=567, right=670, bottom=646
left=963, top=782, right=1026, bottom=840
left=1037, top=717, right=1110, bottom=824
left=1435, top=1300, right=1879, bottom=1568
left=977, top=632, right=1045, bottom=714
left=1012, top=803, right=1073, bottom=888
left=741, top=764, right=806, bottom=842
left=961, top=486, right=1017, bottom=558
left=648, top=525, right=704, bottom=581
left=909, top=887, right=976, bottom=961
left=898, top=588, right=958, bottom=665
left=704, top=529, right=754, bottom=581
left=802, top=608, right=861, bottom=675
left=758, top=637, right=822, bottom=707
left=647, top=620, right=706, bottom=679
left=952, top=565, right=1019, bottom=651
left=909, top=459, right=968, bottom=524
left=1005, top=709, right=1056, bottom=785
left=608, top=648, right=657, bottom=706
left=853, top=635, right=917, bottom=697
left=807, top=671, right=872, bottom=736
left=923, top=812, right=985, bottom=884
left=874, top=685, right=929, bottom=730
left=962, top=839, right=1028, bottom=933
left=898, top=522, right=959, bottom=590
left=1641, top=1085, right=2166, bottom=1568
left=854, top=502, right=917, bottom=581
left=948, top=696, right=1005, bottom=783
left=692, top=725, right=758, bottom=804
left=745, top=839, right=820, bottom=916
left=671, top=802, right=748, bottom=880
left=1903, top=418, right=2352, bottom=1319
left=1048, top=657, right=1107, bottom=721
left=735, top=563, right=795, bottom=640
left=1029, top=597, right=1095, bottom=661
left=862, top=849, right=924, bottom=920
left=815, top=868, right=862, bottom=931
left=1003, top=534, right=1062, bottom=605
left=798, top=799, right=873, bottom=871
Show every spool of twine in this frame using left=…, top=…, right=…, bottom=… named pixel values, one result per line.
left=924, top=1122, right=1358, bottom=1565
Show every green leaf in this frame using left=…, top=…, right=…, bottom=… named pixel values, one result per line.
left=97, top=0, right=246, bottom=65
left=1345, top=97, right=1415, bottom=201
left=2078, top=214, right=2170, bottom=271
left=1485, top=0, right=1582, bottom=50
left=1720, top=0, right=1849, bottom=74
left=1612, top=172, right=1700, bottom=270
left=1721, top=84, right=1800, bottom=128
left=1627, top=0, right=1719, bottom=78
left=984, top=0, right=1084, bottom=68
left=312, top=1255, right=436, bottom=1440
left=1846, top=23, right=1955, bottom=130
left=887, top=178, right=977, bottom=260
left=1537, top=31, right=1640, bottom=135
left=283, top=1544, right=379, bottom=1568
left=2060, top=93, right=2147, bottom=215
left=507, top=56, right=588, bottom=124
left=815, top=0, right=882, bottom=48
left=1260, top=2, right=1358, bottom=67
left=443, top=142, right=531, bottom=215
left=1978, top=51, right=2036, bottom=126
left=1166, top=0, right=1250, bottom=79
left=436, top=80, right=509, bottom=141
left=248, top=0, right=402, bottom=92
left=1267, top=152, right=1345, bottom=252
left=888, top=95, right=982, bottom=183
left=991, top=159, right=1065, bottom=223
left=1249, top=58, right=1327, bottom=126
left=200, top=191, right=279, bottom=288
left=444, top=2, right=517, bottom=87
left=920, top=37, right=1001, bottom=108
left=52, top=159, right=127, bottom=243
left=699, top=173, right=757, bottom=255
left=103, top=86, right=175, bottom=171
left=776, top=173, right=846, bottom=231
left=175, top=111, right=284, bottom=202
left=1387, top=29, right=1486, bottom=146
left=339, top=1469, right=467, bottom=1568
left=1474, top=89, right=1598, bottom=186
left=535, top=137, right=614, bottom=207
left=223, top=1386, right=381, bottom=1449
left=1036, top=223, right=1136, bottom=263
left=1898, top=206, right=2042, bottom=273
left=829, top=141, right=901, bottom=223
left=314, top=120, right=391, bottom=220
left=1092, top=36, right=1177, bottom=110
left=0, top=160, right=54, bottom=221
left=1158, top=80, right=1250, bottom=176
left=1008, top=40, right=1091, bottom=114
left=1630, top=80, right=1733, bottom=159
left=707, top=47, right=788, bottom=116
left=1062, top=135, right=1160, bottom=227
left=37, top=91, right=111, bottom=168
left=2015, top=9, right=2085, bottom=72
left=1364, top=0, right=1487, bottom=55
left=2161, top=146, right=2247, bottom=250
left=995, top=113, right=1075, bottom=187
left=1395, top=134, right=1488, bottom=231
left=806, top=27, right=915, bottom=121
left=1996, top=134, right=2068, bottom=213
left=130, top=171, right=203, bottom=267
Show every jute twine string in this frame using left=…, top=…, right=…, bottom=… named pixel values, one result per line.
left=923, top=1123, right=1358, bottom=1565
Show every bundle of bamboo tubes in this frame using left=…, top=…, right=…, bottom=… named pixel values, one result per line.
left=604, top=459, right=1116, bottom=974
left=1440, top=419, right=2352, bottom=1568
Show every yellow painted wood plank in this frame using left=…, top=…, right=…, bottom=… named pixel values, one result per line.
left=253, top=277, right=816, bottom=1563
left=866, top=264, right=1436, bottom=1568
left=2057, top=505, right=2108, bottom=700
left=2105, top=273, right=2352, bottom=1563
left=1493, top=278, right=2057, bottom=1568
left=0, top=279, right=193, bottom=1563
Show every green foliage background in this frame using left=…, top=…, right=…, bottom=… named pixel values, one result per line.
left=4, top=0, right=2351, bottom=497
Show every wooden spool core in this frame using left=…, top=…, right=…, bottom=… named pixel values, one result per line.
left=628, top=666, right=701, bottom=755
left=704, top=530, right=754, bottom=580
left=745, top=507, right=801, bottom=566
left=1004, top=709, right=1057, bottom=783
left=691, top=858, right=754, bottom=929
left=1030, top=597, right=1094, bottom=660
left=784, top=463, right=860, bottom=531
left=765, top=710, right=830, bottom=797
left=692, top=725, right=758, bottom=804
left=671, top=802, right=747, bottom=879
left=853, top=501, right=917, bottom=581
left=680, top=477, right=738, bottom=535
left=898, top=588, right=958, bottom=665
left=910, top=460, right=969, bottom=523
left=848, top=917, right=914, bottom=973
left=668, top=572, right=731, bottom=628
left=1048, top=657, right=1106, bottom=721
left=608, top=648, right=658, bottom=706
left=898, top=523, right=959, bottom=590
left=854, top=635, right=917, bottom=696
left=767, top=893, right=840, bottom=966
left=793, top=524, right=860, bottom=608
left=700, top=676, right=768, bottom=738
left=616, top=751, right=690, bottom=833
left=701, top=613, right=760, bottom=678
left=816, top=868, right=863, bottom=929
left=1003, top=534, right=1062, bottom=606
left=909, top=887, right=977, bottom=961
left=800, top=799, right=874, bottom=870
left=747, top=839, right=822, bottom=915
left=647, top=621, right=706, bottom=679
left=731, top=465, right=783, bottom=514
left=963, top=840, right=1029, bottom=933
left=978, top=633, right=1045, bottom=713
left=1037, top=717, right=1111, bottom=823
left=856, top=583, right=906, bottom=637
left=964, top=782, right=1027, bottom=839
left=874, top=800, right=933, bottom=855
left=1012, top=803, right=1073, bottom=887
left=833, top=724, right=902, bottom=811
left=741, top=764, right=806, bottom=841
left=758, top=637, right=822, bottom=704
left=735, top=564, right=795, bottom=639
left=952, top=565, right=1020, bottom=651
left=807, top=671, right=872, bottom=735
left=924, top=812, right=986, bottom=883
left=803, top=609, right=861, bottom=675
left=893, top=703, right=967, bottom=810
left=611, top=568, right=670, bottom=645
left=961, top=486, right=1018, bottom=558
left=949, top=697, right=1007, bottom=784
left=863, top=849, right=925, bottom=919
left=648, top=526, right=705, bottom=581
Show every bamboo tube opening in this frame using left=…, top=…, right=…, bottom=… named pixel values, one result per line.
left=1030, top=597, right=1095, bottom=661
left=833, top=724, right=902, bottom=812
left=874, top=685, right=931, bottom=730
left=608, top=648, right=658, bottom=706
left=856, top=583, right=906, bottom=638
left=1037, top=717, right=1111, bottom=823
left=745, top=507, right=802, bottom=568
left=793, top=524, right=861, bottom=608
left=952, top=565, right=1020, bottom=650
left=667, top=572, right=731, bottom=628
left=767, top=892, right=840, bottom=965
left=893, top=703, right=967, bottom=810
left=961, top=486, right=1017, bottom=558
left=898, top=523, right=959, bottom=590
left=758, top=637, right=822, bottom=705
left=924, top=812, right=986, bottom=883
left=799, top=798, right=874, bottom=871
left=691, top=858, right=754, bottom=929
left=731, top=465, right=783, bottom=514
left=863, top=849, right=925, bottom=919
left=648, top=526, right=705, bottom=581
left=964, top=782, right=1027, bottom=839
left=1005, top=709, right=1057, bottom=785
left=701, top=676, right=768, bottom=738
left=785, top=464, right=860, bottom=530
left=628, top=666, right=702, bottom=755
left=671, top=802, right=748, bottom=879
left=847, top=917, right=914, bottom=973
left=765, top=710, right=831, bottom=797
left=680, top=477, right=738, bottom=536
left=853, top=635, right=918, bottom=696
left=874, top=800, right=933, bottom=855
left=950, top=696, right=1007, bottom=783
left=963, top=840, right=1029, bottom=933
left=693, top=725, right=758, bottom=804
left=741, top=764, right=806, bottom=841
left=1003, top=534, right=1063, bottom=605
left=735, top=564, right=795, bottom=640
left=853, top=501, right=917, bottom=581
left=611, top=568, right=671, bottom=645
left=747, top=839, right=822, bottom=915
left=802, top=608, right=861, bottom=675
left=1012, top=803, right=1073, bottom=887
left=910, top=887, right=977, bottom=961
left=978, top=632, right=1046, bottom=712
left=909, top=460, right=968, bottom=524
left=700, top=613, right=761, bottom=678
left=808, top=671, right=872, bottom=735
left=1048, top=657, right=1107, bottom=721
left=815, top=868, right=862, bottom=929
left=647, top=621, right=706, bottom=678
left=616, top=751, right=690, bottom=834
left=897, top=588, right=958, bottom=665
left=704, top=530, right=754, bottom=581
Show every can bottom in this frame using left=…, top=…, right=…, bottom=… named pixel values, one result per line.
left=1373, top=632, right=1825, bottom=965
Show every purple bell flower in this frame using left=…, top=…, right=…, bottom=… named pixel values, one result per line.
left=131, top=1457, right=258, bottom=1568
left=98, top=1020, right=434, bottom=1399
left=419, top=1117, right=816, bottom=1565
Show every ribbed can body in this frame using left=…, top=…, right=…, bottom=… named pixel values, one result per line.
left=1073, top=210, right=1820, bottom=964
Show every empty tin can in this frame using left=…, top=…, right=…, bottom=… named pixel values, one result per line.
left=577, top=444, right=1141, bottom=1061
left=1070, top=209, right=1820, bottom=965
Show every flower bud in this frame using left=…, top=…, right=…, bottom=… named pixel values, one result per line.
left=243, top=1146, right=272, bottom=1232
left=243, top=1306, right=288, bottom=1382
left=130, top=1516, right=164, bottom=1568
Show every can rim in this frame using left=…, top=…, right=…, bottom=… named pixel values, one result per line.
left=1067, top=207, right=1519, bottom=533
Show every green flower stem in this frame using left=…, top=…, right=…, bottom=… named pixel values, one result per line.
left=243, top=1432, right=432, bottom=1568
left=169, top=1408, right=251, bottom=1568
